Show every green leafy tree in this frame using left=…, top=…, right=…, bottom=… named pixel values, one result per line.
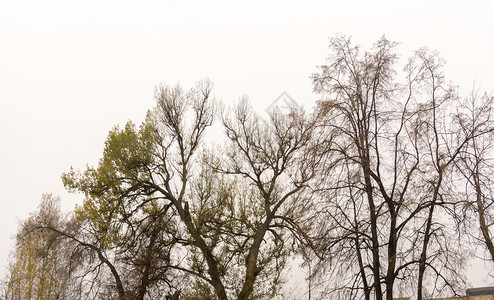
left=63, top=120, right=183, bottom=300
left=62, top=81, right=316, bottom=299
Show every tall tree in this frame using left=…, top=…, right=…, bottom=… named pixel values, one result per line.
left=310, top=36, right=475, bottom=300
left=62, top=81, right=316, bottom=299
left=211, top=98, right=317, bottom=299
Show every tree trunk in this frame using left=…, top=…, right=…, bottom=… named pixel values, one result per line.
left=363, top=165, right=383, bottom=300
left=385, top=211, right=397, bottom=300
left=177, top=201, right=229, bottom=300
left=474, top=165, right=494, bottom=263
left=238, top=217, right=271, bottom=300
left=417, top=179, right=441, bottom=300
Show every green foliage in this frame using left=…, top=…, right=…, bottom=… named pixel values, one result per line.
left=62, top=121, right=158, bottom=246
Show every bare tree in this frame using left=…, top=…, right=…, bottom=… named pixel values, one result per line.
left=455, top=91, right=494, bottom=264
left=310, top=36, right=474, bottom=300
left=210, top=98, right=317, bottom=299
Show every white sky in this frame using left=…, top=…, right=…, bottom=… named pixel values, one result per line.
left=1, top=0, right=493, bottom=292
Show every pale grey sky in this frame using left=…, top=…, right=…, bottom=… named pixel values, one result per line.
left=1, top=0, right=493, bottom=290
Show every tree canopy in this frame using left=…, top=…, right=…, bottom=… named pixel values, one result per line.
left=3, top=36, right=494, bottom=300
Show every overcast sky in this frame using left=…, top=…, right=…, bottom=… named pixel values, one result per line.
left=1, top=0, right=493, bottom=289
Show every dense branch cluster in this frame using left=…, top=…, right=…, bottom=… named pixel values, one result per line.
left=3, top=36, right=494, bottom=300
